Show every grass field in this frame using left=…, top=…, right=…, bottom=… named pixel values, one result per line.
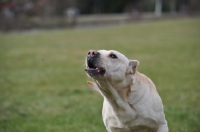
left=0, top=18, right=200, bottom=132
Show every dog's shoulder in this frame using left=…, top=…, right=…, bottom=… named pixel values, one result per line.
left=134, top=71, right=156, bottom=92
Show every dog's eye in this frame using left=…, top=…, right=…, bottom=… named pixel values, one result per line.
left=109, top=54, right=118, bottom=59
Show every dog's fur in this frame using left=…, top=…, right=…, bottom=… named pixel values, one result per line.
left=85, top=50, right=168, bottom=132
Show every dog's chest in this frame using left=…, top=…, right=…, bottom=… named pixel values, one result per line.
left=102, top=100, right=157, bottom=132
left=102, top=99, right=134, bottom=127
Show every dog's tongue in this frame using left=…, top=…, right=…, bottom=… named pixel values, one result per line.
left=96, top=68, right=100, bottom=73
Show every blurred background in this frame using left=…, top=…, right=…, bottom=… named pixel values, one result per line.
left=0, top=0, right=200, bottom=31
left=0, top=0, right=200, bottom=132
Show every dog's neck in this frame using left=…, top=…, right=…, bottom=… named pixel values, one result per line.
left=94, top=74, right=133, bottom=92
left=94, top=72, right=138, bottom=110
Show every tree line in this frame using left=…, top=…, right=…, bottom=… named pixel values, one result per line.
left=0, top=0, right=199, bottom=19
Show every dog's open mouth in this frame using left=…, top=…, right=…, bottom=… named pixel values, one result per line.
left=85, top=61, right=106, bottom=77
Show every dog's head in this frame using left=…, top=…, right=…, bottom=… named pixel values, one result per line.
left=85, top=50, right=139, bottom=82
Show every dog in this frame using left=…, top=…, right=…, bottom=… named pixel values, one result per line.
left=85, top=50, right=168, bottom=132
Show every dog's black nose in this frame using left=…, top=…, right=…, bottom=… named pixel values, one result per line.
left=88, top=50, right=99, bottom=57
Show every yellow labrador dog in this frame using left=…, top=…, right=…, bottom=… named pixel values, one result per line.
left=85, top=50, right=168, bottom=132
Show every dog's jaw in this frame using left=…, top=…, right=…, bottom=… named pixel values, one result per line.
left=85, top=67, right=106, bottom=78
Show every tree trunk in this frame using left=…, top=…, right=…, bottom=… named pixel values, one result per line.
left=170, top=0, right=177, bottom=15
left=155, top=0, right=162, bottom=17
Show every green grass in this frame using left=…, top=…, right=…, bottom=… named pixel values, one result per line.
left=0, top=18, right=200, bottom=132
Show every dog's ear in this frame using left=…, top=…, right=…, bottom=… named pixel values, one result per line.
left=87, top=81, right=102, bottom=96
left=127, top=60, right=139, bottom=74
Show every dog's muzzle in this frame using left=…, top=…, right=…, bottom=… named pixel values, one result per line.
left=85, top=50, right=106, bottom=78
